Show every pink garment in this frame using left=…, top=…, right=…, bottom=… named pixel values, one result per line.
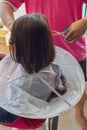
left=6, top=0, right=87, bottom=61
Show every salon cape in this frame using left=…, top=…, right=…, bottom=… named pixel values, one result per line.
left=0, top=46, right=85, bottom=119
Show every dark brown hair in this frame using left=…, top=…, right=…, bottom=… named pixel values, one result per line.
left=10, top=14, right=55, bottom=73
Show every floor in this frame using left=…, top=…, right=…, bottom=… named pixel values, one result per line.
left=58, top=108, right=82, bottom=130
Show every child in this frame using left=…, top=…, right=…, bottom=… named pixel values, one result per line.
left=0, top=14, right=67, bottom=129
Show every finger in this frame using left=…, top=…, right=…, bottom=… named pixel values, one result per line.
left=65, top=31, right=73, bottom=39
left=66, top=35, right=75, bottom=42
left=65, top=31, right=79, bottom=42
left=67, top=38, right=77, bottom=43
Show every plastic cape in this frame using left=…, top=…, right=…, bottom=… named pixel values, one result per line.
left=0, top=46, right=85, bottom=119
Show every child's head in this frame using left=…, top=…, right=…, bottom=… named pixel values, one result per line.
left=10, top=14, right=55, bottom=73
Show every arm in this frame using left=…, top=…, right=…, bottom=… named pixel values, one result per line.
left=65, top=18, right=87, bottom=43
left=0, top=2, right=15, bottom=31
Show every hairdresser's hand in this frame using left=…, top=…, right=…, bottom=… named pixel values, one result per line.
left=65, top=18, right=87, bottom=43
